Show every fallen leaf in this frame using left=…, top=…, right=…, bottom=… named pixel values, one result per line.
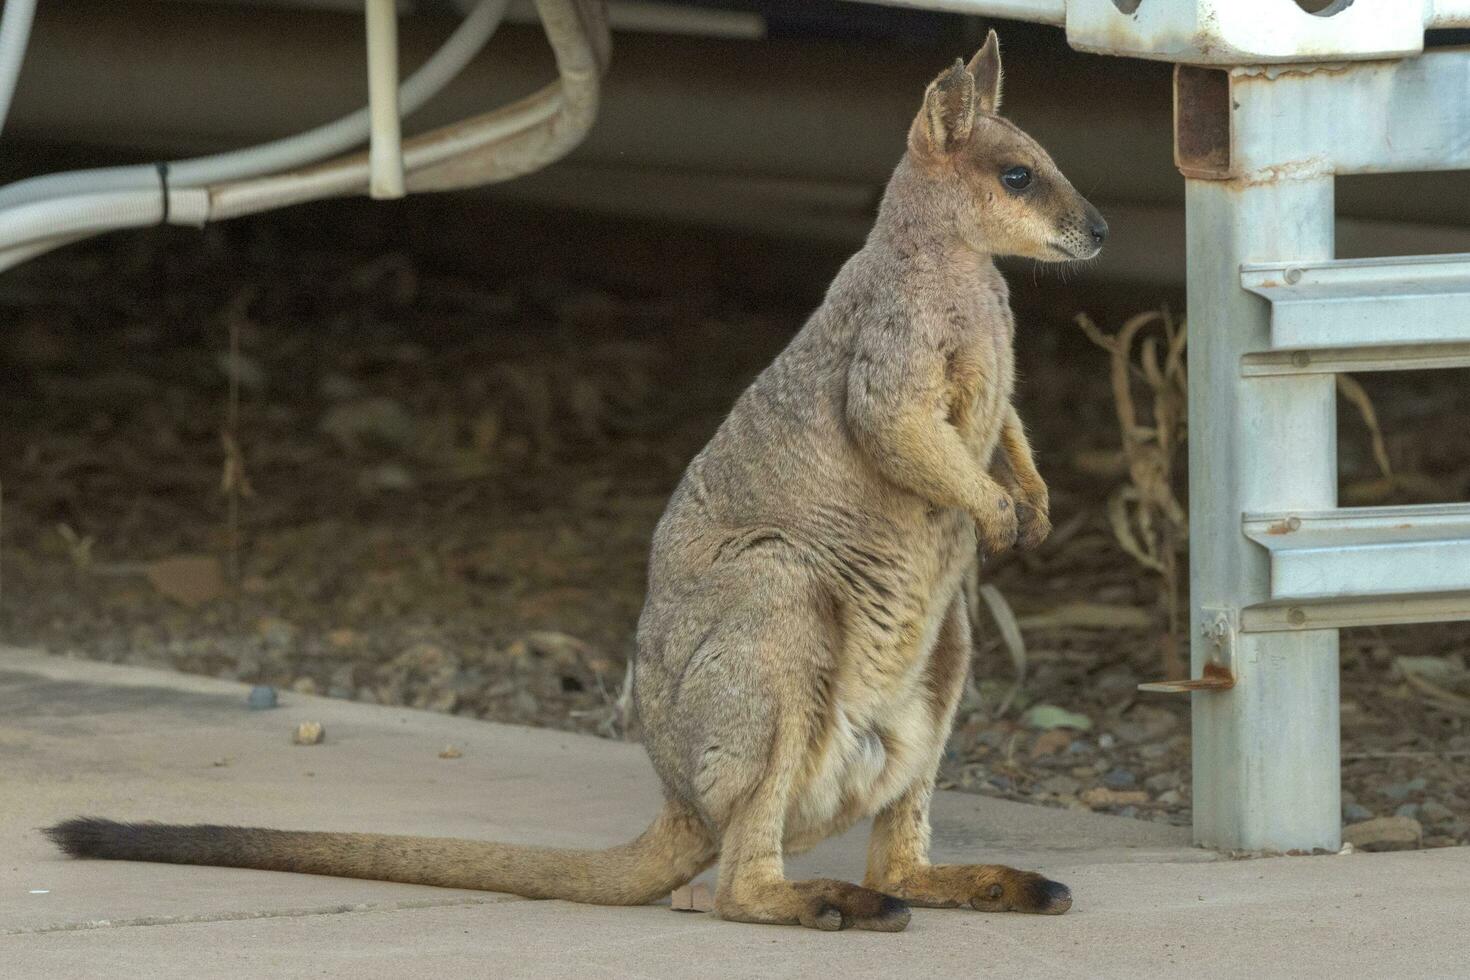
left=144, top=554, right=226, bottom=607
left=1030, top=729, right=1074, bottom=758
left=1022, top=704, right=1093, bottom=732
left=1080, top=787, right=1149, bottom=808
left=670, top=882, right=713, bottom=912
left=292, top=721, right=325, bottom=745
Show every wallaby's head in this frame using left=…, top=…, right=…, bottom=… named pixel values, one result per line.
left=904, top=31, right=1107, bottom=262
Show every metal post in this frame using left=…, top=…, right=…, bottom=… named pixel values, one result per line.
left=1185, top=173, right=1342, bottom=852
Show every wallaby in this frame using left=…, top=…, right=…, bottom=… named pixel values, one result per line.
left=48, top=32, right=1107, bottom=932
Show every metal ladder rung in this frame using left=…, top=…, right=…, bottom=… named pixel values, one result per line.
left=1241, top=590, right=1470, bottom=633
left=1243, top=503, right=1470, bottom=603
left=1242, top=253, right=1470, bottom=351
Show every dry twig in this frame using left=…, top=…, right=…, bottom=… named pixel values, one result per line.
left=1076, top=309, right=1188, bottom=678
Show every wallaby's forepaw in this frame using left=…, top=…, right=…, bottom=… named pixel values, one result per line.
left=1015, top=498, right=1051, bottom=551
left=875, top=865, right=1073, bottom=915
left=975, top=494, right=1020, bottom=554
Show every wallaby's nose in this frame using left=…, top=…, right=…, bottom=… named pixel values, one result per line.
left=1089, top=216, right=1109, bottom=246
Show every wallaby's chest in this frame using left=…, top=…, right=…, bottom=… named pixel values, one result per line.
left=943, top=295, right=1015, bottom=450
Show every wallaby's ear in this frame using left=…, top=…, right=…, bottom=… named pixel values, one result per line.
left=967, top=29, right=1003, bottom=114
left=912, top=59, right=976, bottom=156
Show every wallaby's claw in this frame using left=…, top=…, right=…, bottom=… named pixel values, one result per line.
left=976, top=494, right=1020, bottom=554
left=1016, top=500, right=1051, bottom=550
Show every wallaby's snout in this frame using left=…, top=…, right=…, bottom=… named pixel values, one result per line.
left=905, top=30, right=1107, bottom=264
left=1053, top=199, right=1109, bottom=261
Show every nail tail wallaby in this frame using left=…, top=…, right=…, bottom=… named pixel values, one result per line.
left=48, top=32, right=1106, bottom=932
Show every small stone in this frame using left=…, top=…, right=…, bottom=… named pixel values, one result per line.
left=1343, top=802, right=1373, bottom=822
left=1081, top=787, right=1150, bottom=809
left=1041, top=774, right=1081, bottom=796
left=1116, top=806, right=1138, bottom=819
left=1419, top=801, right=1454, bottom=824
left=327, top=629, right=361, bottom=649
left=1102, top=768, right=1137, bottom=790
left=256, top=617, right=297, bottom=649
left=1157, top=790, right=1183, bottom=806
left=247, top=685, right=278, bottom=710
left=292, top=721, right=325, bottom=745
left=1098, top=733, right=1117, bottom=750
left=1031, top=729, right=1074, bottom=758
left=291, top=677, right=319, bottom=696
left=357, top=462, right=416, bottom=494
left=1381, top=778, right=1428, bottom=802
left=438, top=745, right=463, bottom=759
left=1395, top=802, right=1421, bottom=820
left=1145, top=770, right=1181, bottom=792
left=1343, top=815, right=1422, bottom=852
left=319, top=396, right=416, bottom=451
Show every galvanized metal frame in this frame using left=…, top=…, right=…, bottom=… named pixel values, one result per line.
left=1175, top=46, right=1470, bottom=851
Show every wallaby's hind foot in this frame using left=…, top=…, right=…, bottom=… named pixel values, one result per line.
left=716, top=877, right=912, bottom=932
left=872, top=864, right=1072, bottom=915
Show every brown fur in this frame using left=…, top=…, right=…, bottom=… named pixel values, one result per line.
left=47, top=32, right=1103, bottom=931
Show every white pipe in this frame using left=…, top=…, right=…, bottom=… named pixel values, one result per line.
left=365, top=0, right=406, bottom=199
left=0, top=0, right=510, bottom=211
left=208, top=87, right=563, bottom=221
left=0, top=189, right=208, bottom=249
left=0, top=0, right=606, bottom=266
left=0, top=232, right=86, bottom=274
left=211, top=0, right=605, bottom=219
left=0, top=0, right=37, bottom=135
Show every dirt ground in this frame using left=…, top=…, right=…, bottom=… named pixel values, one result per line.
left=3, top=196, right=1468, bottom=850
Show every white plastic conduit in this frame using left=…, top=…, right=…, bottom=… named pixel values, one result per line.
left=0, top=0, right=511, bottom=210
left=0, top=0, right=608, bottom=272
left=0, top=0, right=37, bottom=136
left=365, top=0, right=406, bottom=199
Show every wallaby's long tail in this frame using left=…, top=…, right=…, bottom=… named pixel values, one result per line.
left=45, top=802, right=715, bottom=906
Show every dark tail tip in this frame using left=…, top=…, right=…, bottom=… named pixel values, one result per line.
left=45, top=817, right=139, bottom=859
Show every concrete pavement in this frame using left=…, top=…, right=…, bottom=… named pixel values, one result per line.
left=2, top=646, right=1466, bottom=978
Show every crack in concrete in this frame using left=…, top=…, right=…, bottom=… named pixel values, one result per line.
left=2, top=894, right=524, bottom=936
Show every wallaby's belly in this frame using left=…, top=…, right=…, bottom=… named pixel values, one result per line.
left=785, top=504, right=979, bottom=848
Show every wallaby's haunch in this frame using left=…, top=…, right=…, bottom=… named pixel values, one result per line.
left=48, top=33, right=1106, bottom=932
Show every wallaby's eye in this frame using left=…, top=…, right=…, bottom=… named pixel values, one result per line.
left=1001, top=166, right=1032, bottom=191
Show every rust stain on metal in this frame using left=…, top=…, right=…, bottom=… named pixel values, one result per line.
left=1174, top=65, right=1233, bottom=180
left=1137, top=661, right=1236, bottom=694
left=1265, top=516, right=1302, bottom=535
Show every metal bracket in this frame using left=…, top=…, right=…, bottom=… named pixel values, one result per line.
left=1138, top=607, right=1236, bottom=693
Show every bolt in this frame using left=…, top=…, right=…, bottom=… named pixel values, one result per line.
left=1287, top=516, right=1302, bottom=531
left=1291, top=350, right=1310, bottom=368
left=1287, top=607, right=1307, bottom=627
left=1285, top=267, right=1303, bottom=284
